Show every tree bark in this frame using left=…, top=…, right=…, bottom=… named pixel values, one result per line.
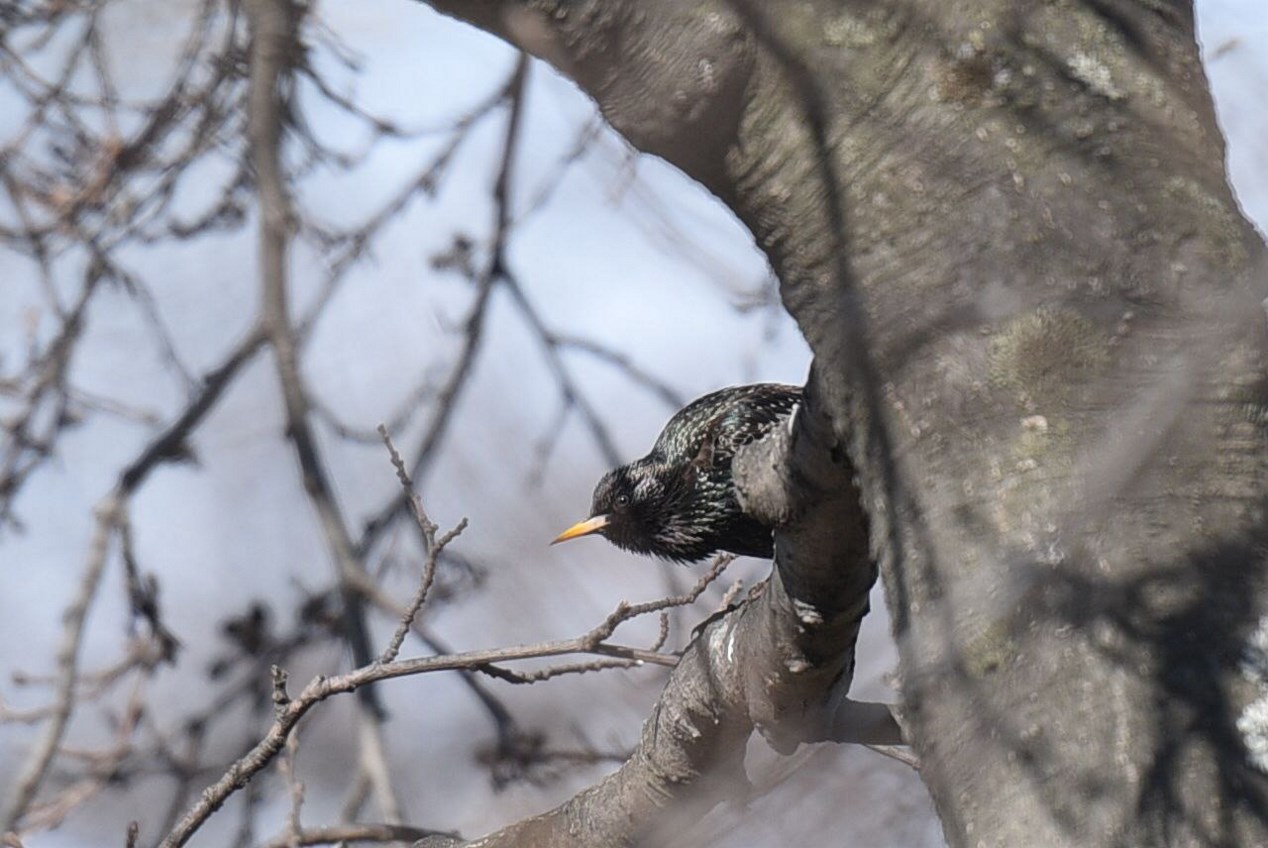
left=418, top=2, right=1268, bottom=845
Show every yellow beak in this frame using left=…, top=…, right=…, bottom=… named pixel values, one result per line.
left=551, top=515, right=610, bottom=545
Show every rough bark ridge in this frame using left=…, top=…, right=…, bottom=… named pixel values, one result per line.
left=422, top=1, right=1268, bottom=846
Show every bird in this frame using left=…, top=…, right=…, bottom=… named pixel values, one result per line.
left=552, top=383, right=801, bottom=562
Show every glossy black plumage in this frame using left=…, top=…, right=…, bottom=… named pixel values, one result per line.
left=555, top=384, right=801, bottom=562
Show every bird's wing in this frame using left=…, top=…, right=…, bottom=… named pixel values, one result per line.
left=706, top=385, right=801, bottom=466
left=649, top=384, right=801, bottom=471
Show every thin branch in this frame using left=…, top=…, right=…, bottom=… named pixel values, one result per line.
left=18, top=677, right=145, bottom=833
left=377, top=426, right=468, bottom=664
left=258, top=823, right=457, bottom=848
left=352, top=581, right=545, bottom=783
left=0, top=260, right=105, bottom=524
left=1, top=494, right=121, bottom=832
left=278, top=733, right=304, bottom=848
left=549, top=334, right=685, bottom=409
left=500, top=270, right=622, bottom=467
left=156, top=629, right=691, bottom=847
left=118, top=327, right=268, bottom=494
left=355, top=55, right=529, bottom=557
left=355, top=708, right=403, bottom=828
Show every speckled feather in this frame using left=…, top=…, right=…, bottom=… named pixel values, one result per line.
left=587, top=384, right=801, bottom=562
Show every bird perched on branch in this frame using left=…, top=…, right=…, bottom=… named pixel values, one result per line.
left=553, top=383, right=801, bottom=562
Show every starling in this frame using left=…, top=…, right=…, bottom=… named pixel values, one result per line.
left=553, top=383, right=801, bottom=562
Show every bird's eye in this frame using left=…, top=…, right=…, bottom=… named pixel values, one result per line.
left=614, top=493, right=631, bottom=510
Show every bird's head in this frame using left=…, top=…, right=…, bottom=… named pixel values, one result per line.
left=552, top=463, right=699, bottom=560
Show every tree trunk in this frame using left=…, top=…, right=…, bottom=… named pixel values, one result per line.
left=419, top=2, right=1268, bottom=845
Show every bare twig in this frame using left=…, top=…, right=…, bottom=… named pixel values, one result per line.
left=0, top=262, right=105, bottom=525
left=16, top=672, right=145, bottom=834
left=549, top=334, right=685, bottom=409
left=278, top=733, right=304, bottom=848
left=351, top=581, right=548, bottom=784
left=476, top=657, right=640, bottom=685
left=356, top=710, right=404, bottom=827
left=475, top=557, right=730, bottom=685
left=119, top=327, right=269, bottom=493
left=501, top=270, right=622, bottom=467
left=258, top=823, right=458, bottom=848
left=585, top=554, right=733, bottom=646
left=1, top=494, right=121, bottom=831
left=377, top=426, right=468, bottom=663
left=355, top=56, right=530, bottom=559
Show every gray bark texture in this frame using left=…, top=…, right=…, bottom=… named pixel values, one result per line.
left=418, top=2, right=1268, bottom=846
